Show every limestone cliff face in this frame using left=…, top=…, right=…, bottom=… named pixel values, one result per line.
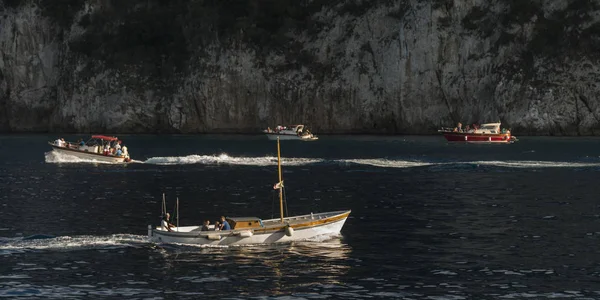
left=1, top=0, right=600, bottom=134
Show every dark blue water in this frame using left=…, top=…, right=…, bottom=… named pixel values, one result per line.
left=1, top=134, right=600, bottom=299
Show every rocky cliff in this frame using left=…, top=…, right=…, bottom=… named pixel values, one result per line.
left=1, top=0, right=600, bottom=134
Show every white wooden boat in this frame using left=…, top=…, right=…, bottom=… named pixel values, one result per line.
left=148, top=138, right=350, bottom=245
left=263, top=125, right=318, bottom=141
left=48, top=135, right=132, bottom=163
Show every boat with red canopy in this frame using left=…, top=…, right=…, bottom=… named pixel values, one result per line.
left=438, top=122, right=518, bottom=144
left=48, top=135, right=133, bottom=163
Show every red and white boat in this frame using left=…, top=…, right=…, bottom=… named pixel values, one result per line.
left=438, top=122, right=517, bottom=144
left=48, top=135, right=133, bottom=163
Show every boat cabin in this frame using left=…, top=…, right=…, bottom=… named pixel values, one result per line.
left=290, top=125, right=304, bottom=133
left=474, top=123, right=501, bottom=134
left=273, top=125, right=304, bottom=133
left=226, top=217, right=264, bottom=229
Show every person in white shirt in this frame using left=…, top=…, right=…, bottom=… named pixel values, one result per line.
left=161, top=213, right=176, bottom=232
left=54, top=138, right=66, bottom=147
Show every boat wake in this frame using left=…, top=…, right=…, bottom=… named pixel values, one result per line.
left=0, top=234, right=150, bottom=255
left=140, top=154, right=600, bottom=169
left=469, top=160, right=600, bottom=168
left=0, top=233, right=347, bottom=254
left=143, top=153, right=323, bottom=166
left=45, top=151, right=600, bottom=169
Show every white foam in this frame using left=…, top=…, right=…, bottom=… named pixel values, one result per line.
left=143, top=153, right=323, bottom=166
left=339, top=158, right=432, bottom=168
left=47, top=150, right=600, bottom=170
left=0, top=234, right=148, bottom=254
left=472, top=160, right=600, bottom=168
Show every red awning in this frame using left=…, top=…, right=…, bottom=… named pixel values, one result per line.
left=91, top=135, right=119, bottom=141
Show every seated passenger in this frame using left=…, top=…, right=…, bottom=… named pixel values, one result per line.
left=219, top=216, right=231, bottom=230
left=161, top=213, right=176, bottom=232
left=201, top=220, right=210, bottom=231
left=116, top=149, right=123, bottom=157
left=213, top=221, right=221, bottom=231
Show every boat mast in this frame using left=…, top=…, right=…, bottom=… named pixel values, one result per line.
left=277, top=137, right=284, bottom=223
left=162, top=193, right=166, bottom=216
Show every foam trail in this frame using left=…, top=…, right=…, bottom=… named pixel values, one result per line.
left=0, top=234, right=150, bottom=254
left=143, top=153, right=323, bottom=166
left=48, top=150, right=600, bottom=169
left=338, top=158, right=433, bottom=168
left=472, top=160, right=600, bottom=168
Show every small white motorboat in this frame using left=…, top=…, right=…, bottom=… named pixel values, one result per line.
left=48, top=135, right=133, bottom=163
left=148, top=138, right=350, bottom=245
left=263, top=124, right=318, bottom=141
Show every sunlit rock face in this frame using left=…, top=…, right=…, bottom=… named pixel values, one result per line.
left=1, top=0, right=600, bottom=135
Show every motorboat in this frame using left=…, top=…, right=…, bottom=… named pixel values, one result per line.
left=148, top=138, right=350, bottom=245
left=438, top=122, right=518, bottom=143
left=48, top=135, right=132, bottom=163
left=263, top=124, right=318, bottom=141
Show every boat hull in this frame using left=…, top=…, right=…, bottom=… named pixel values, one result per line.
left=441, top=132, right=516, bottom=143
left=149, top=210, right=350, bottom=245
left=265, top=133, right=318, bottom=141
left=49, top=144, right=130, bottom=163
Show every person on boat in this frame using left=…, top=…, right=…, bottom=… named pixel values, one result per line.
left=219, top=216, right=231, bottom=230
left=161, top=213, right=176, bottom=232
left=457, top=122, right=463, bottom=132
left=103, top=145, right=110, bottom=155
left=116, top=148, right=123, bottom=157
left=55, top=138, right=66, bottom=147
left=213, top=221, right=220, bottom=231
left=114, top=140, right=122, bottom=151
left=201, top=220, right=210, bottom=231
left=122, top=146, right=129, bottom=159
left=79, top=139, right=85, bottom=147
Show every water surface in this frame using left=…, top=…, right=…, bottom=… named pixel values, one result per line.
left=1, top=134, right=600, bottom=299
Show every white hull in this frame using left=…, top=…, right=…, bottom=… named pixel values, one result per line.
left=50, top=146, right=128, bottom=163
left=265, top=134, right=318, bottom=141
left=148, top=210, right=349, bottom=245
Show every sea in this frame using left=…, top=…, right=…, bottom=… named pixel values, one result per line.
left=1, top=134, right=600, bottom=299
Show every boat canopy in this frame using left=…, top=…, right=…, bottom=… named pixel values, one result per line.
left=91, top=135, right=119, bottom=141
left=479, top=123, right=501, bottom=130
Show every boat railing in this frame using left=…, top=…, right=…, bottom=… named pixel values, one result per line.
left=438, top=127, right=456, bottom=132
